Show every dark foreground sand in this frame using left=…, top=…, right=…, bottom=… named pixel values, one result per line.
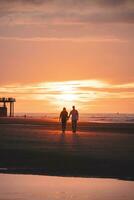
left=0, top=117, right=134, bottom=180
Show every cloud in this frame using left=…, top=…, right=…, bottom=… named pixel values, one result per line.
left=0, top=36, right=126, bottom=43
left=0, top=0, right=134, bottom=25
left=0, top=0, right=133, bottom=6
left=0, top=80, right=134, bottom=103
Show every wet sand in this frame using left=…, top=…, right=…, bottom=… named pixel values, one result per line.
left=0, top=117, right=134, bottom=180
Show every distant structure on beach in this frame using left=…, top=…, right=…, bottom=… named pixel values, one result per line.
left=0, top=97, right=16, bottom=117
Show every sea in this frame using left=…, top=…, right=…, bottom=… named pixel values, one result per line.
left=15, top=113, right=134, bottom=123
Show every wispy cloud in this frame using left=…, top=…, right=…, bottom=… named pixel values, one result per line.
left=0, top=36, right=126, bottom=43
left=0, top=0, right=133, bottom=43
left=0, top=80, right=134, bottom=105
left=0, top=80, right=133, bottom=112
left=0, top=0, right=134, bottom=25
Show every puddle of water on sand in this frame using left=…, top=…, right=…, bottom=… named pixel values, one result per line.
left=0, top=174, right=134, bottom=200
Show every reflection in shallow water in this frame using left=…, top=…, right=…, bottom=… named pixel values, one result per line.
left=0, top=174, right=134, bottom=200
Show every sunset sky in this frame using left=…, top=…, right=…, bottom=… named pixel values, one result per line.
left=0, top=0, right=134, bottom=113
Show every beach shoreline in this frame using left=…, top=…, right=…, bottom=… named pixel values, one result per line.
left=0, top=117, right=134, bottom=181
left=0, top=117, right=134, bottom=133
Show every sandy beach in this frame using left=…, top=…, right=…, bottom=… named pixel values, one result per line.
left=1, top=174, right=134, bottom=200
left=0, top=117, right=134, bottom=180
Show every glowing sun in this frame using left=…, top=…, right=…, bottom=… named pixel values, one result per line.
left=59, top=93, right=77, bottom=101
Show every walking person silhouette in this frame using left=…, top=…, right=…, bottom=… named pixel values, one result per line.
left=59, top=107, right=68, bottom=133
left=69, top=106, right=79, bottom=133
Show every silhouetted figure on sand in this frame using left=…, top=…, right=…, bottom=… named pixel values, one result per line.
left=69, top=106, right=79, bottom=133
left=59, top=107, right=68, bottom=133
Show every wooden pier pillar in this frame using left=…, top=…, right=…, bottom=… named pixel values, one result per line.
left=0, top=97, right=16, bottom=117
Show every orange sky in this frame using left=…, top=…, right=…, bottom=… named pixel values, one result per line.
left=0, top=0, right=134, bottom=113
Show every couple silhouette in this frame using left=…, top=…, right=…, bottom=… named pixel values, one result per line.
left=59, top=106, right=79, bottom=133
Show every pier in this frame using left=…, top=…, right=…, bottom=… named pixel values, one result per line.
left=0, top=97, right=16, bottom=117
